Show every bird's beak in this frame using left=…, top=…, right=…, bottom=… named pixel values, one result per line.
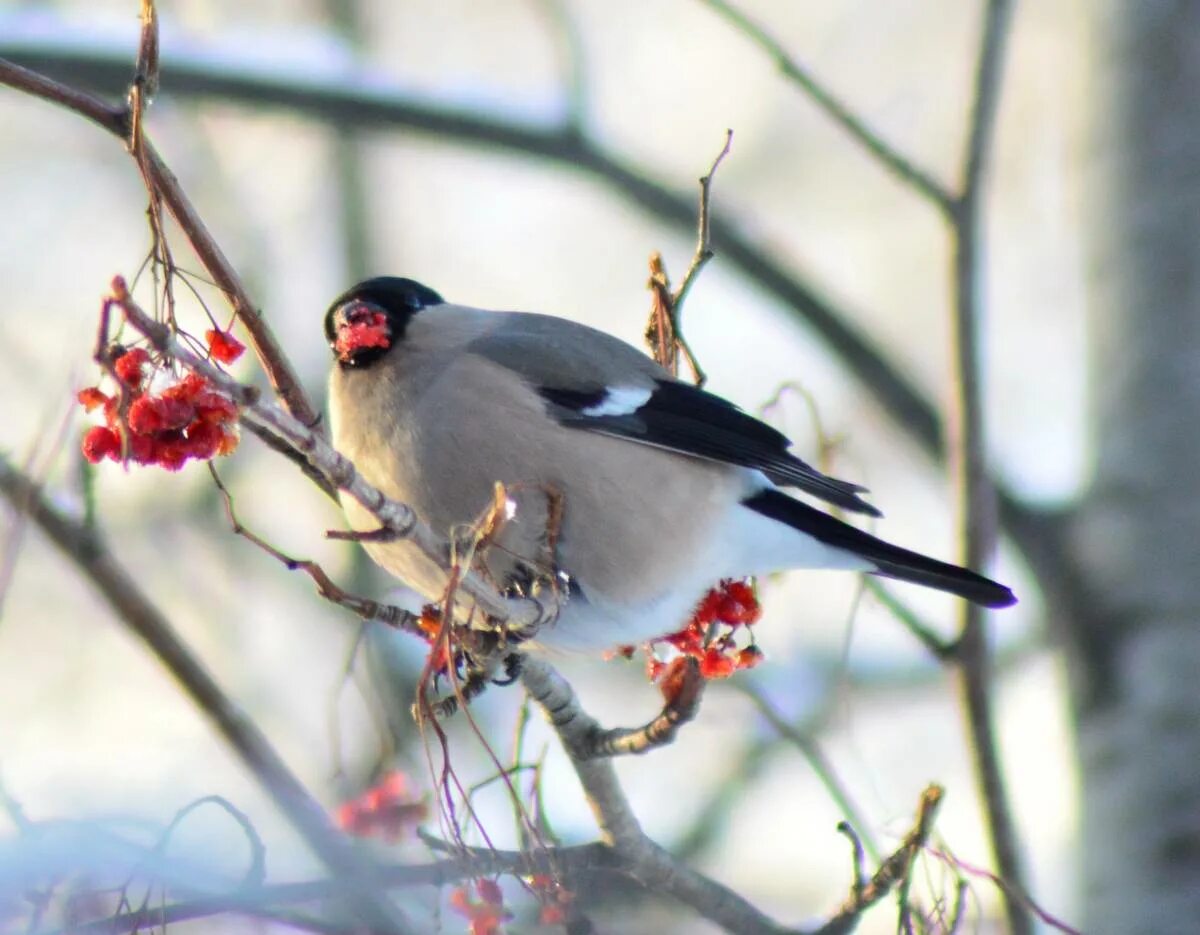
left=331, top=301, right=392, bottom=364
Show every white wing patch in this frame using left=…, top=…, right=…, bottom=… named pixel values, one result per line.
left=581, top=385, right=653, bottom=417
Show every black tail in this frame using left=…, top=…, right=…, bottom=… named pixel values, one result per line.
left=743, top=489, right=1016, bottom=609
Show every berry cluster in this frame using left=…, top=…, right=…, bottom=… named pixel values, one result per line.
left=637, top=579, right=765, bottom=685
left=527, top=873, right=574, bottom=927
left=449, top=879, right=510, bottom=935
left=78, top=332, right=243, bottom=471
left=334, top=771, right=428, bottom=843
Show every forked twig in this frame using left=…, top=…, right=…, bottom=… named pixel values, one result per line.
left=644, top=130, right=732, bottom=386
left=208, top=465, right=422, bottom=636
left=815, top=784, right=944, bottom=935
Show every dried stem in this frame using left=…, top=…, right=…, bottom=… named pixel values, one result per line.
left=815, top=785, right=944, bottom=935
left=672, top=128, right=733, bottom=312
left=645, top=129, right=732, bottom=386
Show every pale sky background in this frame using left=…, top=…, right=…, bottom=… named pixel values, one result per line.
left=0, top=1, right=1087, bottom=931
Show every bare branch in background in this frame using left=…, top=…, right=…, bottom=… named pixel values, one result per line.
left=0, top=455, right=414, bottom=935
left=49, top=842, right=621, bottom=935
left=736, top=681, right=879, bottom=863
left=696, top=1, right=1031, bottom=923
left=533, top=0, right=589, bottom=133
left=942, top=3, right=1031, bottom=931
left=694, top=0, right=955, bottom=213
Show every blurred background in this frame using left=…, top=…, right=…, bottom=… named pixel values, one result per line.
left=0, top=0, right=1146, bottom=932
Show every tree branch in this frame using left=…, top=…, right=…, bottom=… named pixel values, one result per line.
left=943, top=2, right=1032, bottom=933
left=521, top=657, right=792, bottom=935
left=0, top=54, right=317, bottom=428
left=54, top=844, right=618, bottom=935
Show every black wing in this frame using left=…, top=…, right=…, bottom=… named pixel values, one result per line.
left=540, top=380, right=881, bottom=517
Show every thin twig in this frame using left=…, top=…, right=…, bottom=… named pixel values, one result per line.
left=0, top=55, right=317, bottom=427
left=926, top=846, right=1084, bottom=935
left=695, top=0, right=955, bottom=213
left=863, top=578, right=954, bottom=660
left=207, top=464, right=422, bottom=636
left=672, top=128, right=733, bottom=312
left=645, top=129, right=732, bottom=386
left=0, top=455, right=413, bottom=935
left=736, top=681, right=879, bottom=863
left=815, top=785, right=944, bottom=935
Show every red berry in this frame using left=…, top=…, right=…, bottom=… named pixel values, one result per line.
left=699, top=648, right=736, bottom=679
left=81, top=426, right=120, bottom=463
left=155, top=436, right=191, bottom=471
left=205, top=328, right=245, bottom=364
left=185, top=421, right=222, bottom=459
left=77, top=387, right=109, bottom=412
left=477, top=878, right=503, bottom=906
left=113, top=348, right=151, bottom=388
left=335, top=310, right=391, bottom=358
left=215, top=426, right=239, bottom=456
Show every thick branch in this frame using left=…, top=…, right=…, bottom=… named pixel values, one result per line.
left=521, top=658, right=790, bottom=935
left=0, top=455, right=413, bottom=935
left=56, top=844, right=616, bottom=935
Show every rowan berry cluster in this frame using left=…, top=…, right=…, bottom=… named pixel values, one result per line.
left=449, top=879, right=510, bottom=935
left=334, top=771, right=428, bottom=843
left=78, top=330, right=243, bottom=471
left=637, top=578, right=765, bottom=685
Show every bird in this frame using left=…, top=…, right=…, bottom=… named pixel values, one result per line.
left=324, top=276, right=1015, bottom=653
